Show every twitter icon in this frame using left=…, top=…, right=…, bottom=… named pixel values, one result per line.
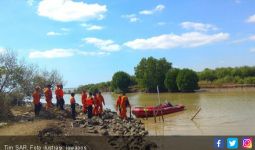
left=227, top=138, right=238, bottom=149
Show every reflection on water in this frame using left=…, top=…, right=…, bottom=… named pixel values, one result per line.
left=45, top=88, right=255, bottom=135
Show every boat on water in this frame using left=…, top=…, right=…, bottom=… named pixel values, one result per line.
left=132, top=103, right=185, bottom=118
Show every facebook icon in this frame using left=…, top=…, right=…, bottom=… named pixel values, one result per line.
left=214, top=138, right=225, bottom=149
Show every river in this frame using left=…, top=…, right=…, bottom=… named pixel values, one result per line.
left=41, top=88, right=255, bottom=135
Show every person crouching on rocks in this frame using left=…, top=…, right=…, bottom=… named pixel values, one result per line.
left=70, top=93, right=76, bottom=120
left=120, top=93, right=131, bottom=120
left=32, top=86, right=42, bottom=117
left=86, top=92, right=94, bottom=123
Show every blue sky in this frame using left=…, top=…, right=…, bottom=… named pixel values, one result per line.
left=0, top=0, right=255, bottom=87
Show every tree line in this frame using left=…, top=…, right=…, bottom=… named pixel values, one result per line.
left=77, top=57, right=255, bottom=94
left=198, top=66, right=255, bottom=85
left=77, top=57, right=199, bottom=93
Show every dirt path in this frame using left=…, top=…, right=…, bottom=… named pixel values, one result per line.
left=0, top=120, right=56, bottom=135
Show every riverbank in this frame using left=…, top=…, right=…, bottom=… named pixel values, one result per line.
left=0, top=104, right=156, bottom=149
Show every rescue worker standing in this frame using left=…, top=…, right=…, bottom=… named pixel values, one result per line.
left=55, top=84, right=61, bottom=108
left=120, top=93, right=131, bottom=120
left=116, top=95, right=122, bottom=115
left=93, top=93, right=99, bottom=116
left=97, top=92, right=105, bottom=115
left=81, top=90, right=87, bottom=113
left=70, top=93, right=76, bottom=120
left=59, top=84, right=65, bottom=110
left=32, top=86, right=41, bottom=116
left=86, top=92, right=94, bottom=121
left=55, top=84, right=65, bottom=110
left=44, top=84, right=53, bottom=110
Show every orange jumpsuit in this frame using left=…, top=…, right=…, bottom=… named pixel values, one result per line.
left=32, top=91, right=41, bottom=105
left=44, top=88, right=52, bottom=110
left=93, top=96, right=100, bottom=116
left=97, top=94, right=105, bottom=115
left=81, top=93, right=87, bottom=113
left=116, top=96, right=122, bottom=115
left=120, top=96, right=129, bottom=119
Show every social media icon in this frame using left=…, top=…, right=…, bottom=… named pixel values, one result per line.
left=242, top=138, right=252, bottom=149
left=214, top=138, right=225, bottom=149
left=227, top=138, right=238, bottom=149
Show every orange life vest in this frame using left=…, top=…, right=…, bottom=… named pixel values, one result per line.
left=33, top=91, right=41, bottom=105
left=44, top=88, right=52, bottom=101
left=86, top=97, right=94, bottom=106
left=82, top=93, right=87, bottom=105
left=70, top=97, right=75, bottom=104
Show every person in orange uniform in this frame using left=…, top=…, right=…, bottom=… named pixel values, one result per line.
left=59, top=84, right=65, bottom=110
left=97, top=92, right=105, bottom=115
left=70, top=93, right=76, bottom=120
left=116, top=95, right=122, bottom=116
left=86, top=92, right=94, bottom=120
left=44, top=84, right=53, bottom=110
left=55, top=84, right=61, bottom=108
left=32, top=86, right=41, bottom=116
left=55, top=84, right=65, bottom=110
left=81, top=90, right=87, bottom=113
left=93, top=93, right=99, bottom=116
left=120, top=93, right=131, bottom=120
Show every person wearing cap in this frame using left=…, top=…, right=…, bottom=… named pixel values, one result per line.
left=44, top=84, right=53, bottom=110
left=32, top=86, right=41, bottom=116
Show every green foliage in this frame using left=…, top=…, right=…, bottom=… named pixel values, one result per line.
left=164, top=69, right=180, bottom=92
left=76, top=81, right=111, bottom=94
left=199, top=66, right=255, bottom=85
left=198, top=68, right=217, bottom=82
left=135, top=57, right=171, bottom=92
left=111, top=71, right=131, bottom=93
left=176, top=69, right=199, bottom=92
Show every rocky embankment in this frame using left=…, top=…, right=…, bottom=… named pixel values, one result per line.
left=1, top=105, right=157, bottom=150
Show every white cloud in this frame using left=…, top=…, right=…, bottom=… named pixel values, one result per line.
left=60, top=28, right=70, bottom=32
left=81, top=23, right=103, bottom=31
left=139, top=4, right=165, bottom=15
left=27, top=0, right=34, bottom=6
left=246, top=14, right=255, bottom=23
left=83, top=38, right=121, bottom=52
left=78, top=51, right=110, bottom=56
left=181, top=22, right=218, bottom=32
left=157, top=22, right=167, bottom=26
left=46, top=31, right=62, bottom=36
left=124, top=32, right=229, bottom=50
left=0, top=48, right=6, bottom=54
left=250, top=48, right=255, bottom=52
left=29, top=48, right=109, bottom=58
left=37, top=0, right=107, bottom=22
left=29, top=49, right=74, bottom=58
left=249, top=35, right=255, bottom=41
left=122, top=14, right=140, bottom=23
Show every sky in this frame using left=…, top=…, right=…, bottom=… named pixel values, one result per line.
left=0, top=0, right=255, bottom=88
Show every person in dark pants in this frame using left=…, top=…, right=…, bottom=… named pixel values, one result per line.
left=59, top=85, right=65, bottom=110
left=86, top=92, right=94, bottom=121
left=70, top=93, right=76, bottom=120
left=32, top=86, right=41, bottom=116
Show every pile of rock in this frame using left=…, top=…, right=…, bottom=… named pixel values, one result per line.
left=73, top=109, right=148, bottom=137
